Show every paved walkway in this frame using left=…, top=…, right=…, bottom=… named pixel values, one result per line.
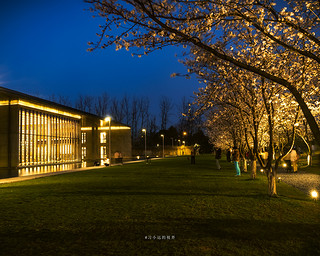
left=0, top=166, right=105, bottom=184
left=277, top=169, right=320, bottom=195
left=0, top=158, right=161, bottom=185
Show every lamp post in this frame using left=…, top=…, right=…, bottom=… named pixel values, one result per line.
left=142, top=128, right=147, bottom=159
left=105, top=116, right=111, bottom=166
left=183, top=131, right=187, bottom=146
left=161, top=134, right=164, bottom=158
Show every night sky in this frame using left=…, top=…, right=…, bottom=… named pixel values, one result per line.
left=0, top=0, right=198, bottom=117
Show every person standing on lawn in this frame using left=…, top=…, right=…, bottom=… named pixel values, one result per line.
left=215, top=147, right=222, bottom=170
left=191, top=148, right=196, bottom=164
left=232, top=146, right=241, bottom=176
left=226, top=149, right=231, bottom=162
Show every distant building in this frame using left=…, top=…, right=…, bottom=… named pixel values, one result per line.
left=0, top=87, right=131, bottom=179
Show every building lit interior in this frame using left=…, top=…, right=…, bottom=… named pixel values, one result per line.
left=0, top=87, right=131, bottom=179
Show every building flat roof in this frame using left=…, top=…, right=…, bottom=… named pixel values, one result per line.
left=0, top=86, right=130, bottom=127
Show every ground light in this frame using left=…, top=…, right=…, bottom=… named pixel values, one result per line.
left=311, top=190, right=318, bottom=201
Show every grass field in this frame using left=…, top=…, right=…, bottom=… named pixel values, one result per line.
left=0, top=155, right=319, bottom=256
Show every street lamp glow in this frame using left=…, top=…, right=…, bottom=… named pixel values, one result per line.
left=105, top=116, right=111, bottom=122
left=183, top=131, right=187, bottom=136
left=282, top=163, right=287, bottom=167
left=260, top=169, right=264, bottom=173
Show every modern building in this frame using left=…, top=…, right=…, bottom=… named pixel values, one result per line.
left=0, top=87, right=131, bottom=179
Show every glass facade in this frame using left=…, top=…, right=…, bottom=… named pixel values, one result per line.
left=18, top=108, right=81, bottom=175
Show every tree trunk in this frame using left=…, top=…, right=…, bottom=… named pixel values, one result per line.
left=251, top=160, right=257, bottom=179
left=267, top=168, right=277, bottom=197
left=242, top=158, right=247, bottom=172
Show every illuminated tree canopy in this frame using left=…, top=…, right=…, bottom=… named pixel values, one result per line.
left=85, top=0, right=320, bottom=146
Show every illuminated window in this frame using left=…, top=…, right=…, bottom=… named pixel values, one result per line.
left=18, top=108, right=80, bottom=169
left=100, top=146, right=107, bottom=159
left=81, top=132, right=87, bottom=144
left=82, top=147, right=86, bottom=160
left=100, top=132, right=107, bottom=143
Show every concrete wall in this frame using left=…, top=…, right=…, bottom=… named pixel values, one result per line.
left=0, top=104, right=19, bottom=178
left=110, top=129, right=132, bottom=161
left=81, top=115, right=100, bottom=166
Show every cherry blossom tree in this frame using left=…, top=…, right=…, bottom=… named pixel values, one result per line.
left=85, top=0, right=320, bottom=145
left=188, top=46, right=319, bottom=196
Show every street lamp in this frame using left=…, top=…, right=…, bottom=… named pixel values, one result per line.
left=105, top=116, right=111, bottom=166
left=183, top=131, right=187, bottom=145
left=142, top=128, right=147, bottom=159
left=161, top=134, right=164, bottom=158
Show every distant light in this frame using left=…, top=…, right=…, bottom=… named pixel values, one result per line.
left=105, top=116, right=111, bottom=122
left=142, top=128, right=146, bottom=132
left=260, top=169, right=264, bottom=173
left=311, top=190, right=318, bottom=200
left=161, top=134, right=164, bottom=137
left=283, top=163, right=287, bottom=167
left=278, top=177, right=281, bottom=183
left=183, top=131, right=187, bottom=136
left=137, top=156, right=140, bottom=160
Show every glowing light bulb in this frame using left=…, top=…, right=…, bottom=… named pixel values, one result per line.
left=311, top=190, right=318, bottom=200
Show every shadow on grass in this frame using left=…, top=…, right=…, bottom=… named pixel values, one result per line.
left=0, top=218, right=319, bottom=256
left=12, top=187, right=269, bottom=199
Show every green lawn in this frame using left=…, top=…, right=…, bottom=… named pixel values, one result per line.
left=297, top=151, right=320, bottom=174
left=0, top=155, right=319, bottom=256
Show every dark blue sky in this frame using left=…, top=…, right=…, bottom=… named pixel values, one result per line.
left=0, top=0, right=198, bottom=116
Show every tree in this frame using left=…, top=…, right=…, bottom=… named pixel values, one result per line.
left=177, top=96, right=202, bottom=137
left=191, top=50, right=317, bottom=196
left=85, top=0, right=320, bottom=145
left=110, top=97, right=125, bottom=122
left=94, top=92, right=110, bottom=117
left=159, top=96, right=173, bottom=130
